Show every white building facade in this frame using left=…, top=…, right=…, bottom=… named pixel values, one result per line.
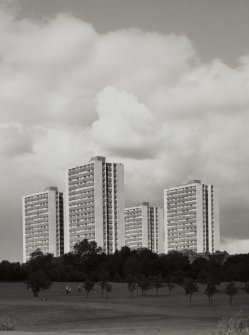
left=22, top=186, right=64, bottom=262
left=64, top=156, right=125, bottom=254
left=164, top=180, right=220, bottom=254
left=124, top=202, right=164, bottom=253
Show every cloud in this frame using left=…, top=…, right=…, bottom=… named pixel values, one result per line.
left=91, top=86, right=163, bottom=158
left=0, top=6, right=248, bottom=260
left=0, top=124, right=33, bottom=156
left=221, top=238, right=249, bottom=254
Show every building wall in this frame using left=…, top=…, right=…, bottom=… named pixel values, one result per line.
left=157, top=207, right=164, bottom=253
left=58, top=192, right=64, bottom=255
left=65, top=161, right=96, bottom=252
left=213, top=187, right=220, bottom=252
left=64, top=156, right=125, bottom=254
left=47, top=189, right=57, bottom=257
left=163, top=192, right=168, bottom=254
left=64, top=171, right=70, bottom=254
left=196, top=183, right=204, bottom=253
left=94, top=159, right=104, bottom=249
left=116, top=164, right=125, bottom=249
left=164, top=184, right=199, bottom=252
left=22, top=186, right=63, bottom=262
left=164, top=180, right=220, bottom=254
left=125, top=204, right=163, bottom=253
left=207, top=185, right=220, bottom=253
left=124, top=205, right=148, bottom=249
left=149, top=206, right=164, bottom=254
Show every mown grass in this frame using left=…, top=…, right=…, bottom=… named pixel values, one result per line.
left=0, top=282, right=248, bottom=334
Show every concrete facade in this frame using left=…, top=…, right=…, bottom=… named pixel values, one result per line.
left=124, top=203, right=164, bottom=253
left=64, top=156, right=125, bottom=254
left=148, top=206, right=164, bottom=254
left=22, top=186, right=64, bottom=262
left=164, top=180, right=220, bottom=254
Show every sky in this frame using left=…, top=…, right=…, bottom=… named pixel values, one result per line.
left=0, top=0, right=249, bottom=261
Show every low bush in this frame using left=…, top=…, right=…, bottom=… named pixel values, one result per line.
left=213, top=313, right=249, bottom=335
left=0, top=313, right=16, bottom=331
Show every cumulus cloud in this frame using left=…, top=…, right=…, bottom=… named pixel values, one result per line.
left=0, top=5, right=248, bottom=260
left=91, top=86, right=163, bottom=158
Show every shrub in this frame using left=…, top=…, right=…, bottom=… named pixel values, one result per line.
left=213, top=313, right=249, bottom=335
left=0, top=313, right=16, bottom=331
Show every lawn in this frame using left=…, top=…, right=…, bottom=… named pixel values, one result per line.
left=0, top=282, right=248, bottom=334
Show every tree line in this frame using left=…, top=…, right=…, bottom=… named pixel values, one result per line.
left=0, top=240, right=249, bottom=298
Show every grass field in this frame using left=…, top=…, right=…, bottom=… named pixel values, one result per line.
left=0, top=282, right=249, bottom=334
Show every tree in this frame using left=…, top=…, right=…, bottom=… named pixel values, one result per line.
left=73, top=239, right=102, bottom=261
left=190, top=257, right=208, bottom=280
left=137, top=276, right=152, bottom=296
left=165, top=251, right=191, bottom=283
left=105, top=282, right=112, bottom=298
left=0, top=261, right=26, bottom=282
left=197, top=260, right=222, bottom=286
left=204, top=281, right=218, bottom=305
left=98, top=272, right=109, bottom=298
left=183, top=278, right=198, bottom=305
left=113, top=271, right=121, bottom=283
left=222, top=254, right=249, bottom=282
left=30, top=249, right=44, bottom=259
left=83, top=278, right=95, bottom=298
left=26, top=270, right=51, bottom=297
left=25, top=249, right=53, bottom=276
left=165, top=276, right=176, bottom=295
left=151, top=274, right=164, bottom=296
left=245, top=282, right=249, bottom=294
left=123, top=256, right=140, bottom=278
left=127, top=275, right=136, bottom=296
left=225, top=282, right=238, bottom=305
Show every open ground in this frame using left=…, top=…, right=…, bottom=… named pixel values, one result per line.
left=0, top=282, right=249, bottom=335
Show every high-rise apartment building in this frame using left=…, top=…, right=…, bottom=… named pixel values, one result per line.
left=124, top=202, right=164, bottom=253
left=64, top=156, right=125, bottom=254
left=148, top=206, right=164, bottom=254
left=164, top=180, right=220, bottom=254
left=22, top=186, right=64, bottom=262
